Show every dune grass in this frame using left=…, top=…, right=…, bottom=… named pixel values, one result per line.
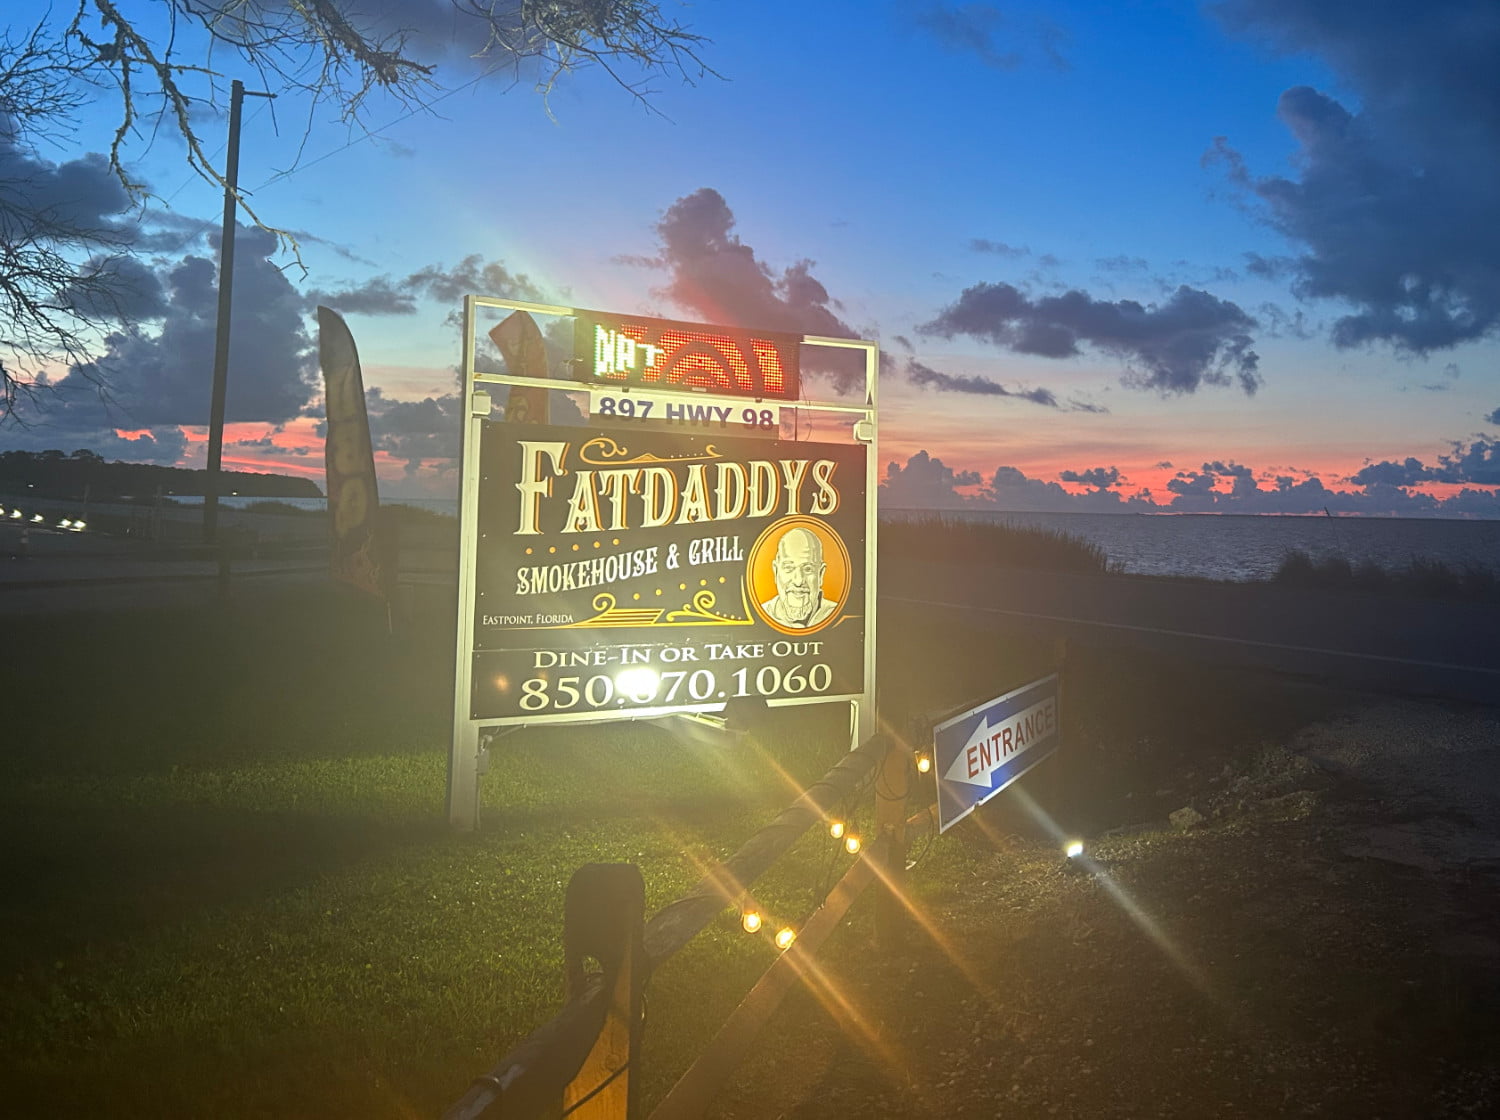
left=1273, top=548, right=1500, bottom=603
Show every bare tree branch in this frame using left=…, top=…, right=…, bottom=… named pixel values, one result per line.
left=0, top=1, right=716, bottom=418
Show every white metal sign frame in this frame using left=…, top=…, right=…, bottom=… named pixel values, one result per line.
left=447, top=296, right=879, bottom=828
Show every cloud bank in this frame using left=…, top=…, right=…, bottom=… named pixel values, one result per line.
left=6, top=223, right=316, bottom=455
left=880, top=449, right=1500, bottom=517
left=307, top=256, right=547, bottom=316
left=920, top=281, right=1262, bottom=394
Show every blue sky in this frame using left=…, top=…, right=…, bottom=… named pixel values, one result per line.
left=5, top=0, right=1499, bottom=514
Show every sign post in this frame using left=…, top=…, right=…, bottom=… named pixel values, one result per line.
left=931, top=675, right=1060, bottom=834
left=448, top=297, right=878, bottom=829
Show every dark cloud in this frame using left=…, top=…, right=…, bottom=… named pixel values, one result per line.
left=970, top=238, right=1030, bottom=257
left=226, top=434, right=312, bottom=457
left=1157, top=458, right=1478, bottom=516
left=1068, top=397, right=1110, bottom=415
left=892, top=334, right=915, bottom=352
left=878, top=449, right=1500, bottom=517
left=12, top=224, right=315, bottom=442
left=0, top=137, right=134, bottom=241
left=62, top=254, right=170, bottom=321
left=404, top=256, right=548, bottom=305
left=1350, top=457, right=1430, bottom=488
left=919, top=281, right=1262, bottom=394
left=132, top=211, right=217, bottom=253
left=880, top=453, right=1147, bottom=513
left=1351, top=439, right=1500, bottom=488
left=1059, top=466, right=1122, bottom=490
left=365, top=390, right=463, bottom=476
left=651, top=188, right=866, bottom=390
left=309, top=255, right=547, bottom=316
left=911, top=4, right=1069, bottom=70
left=1256, top=302, right=1315, bottom=340
left=1243, top=252, right=1296, bottom=281
left=881, top=450, right=982, bottom=508
left=1434, top=438, right=1500, bottom=486
left=1211, top=1, right=1500, bottom=355
left=0, top=415, right=188, bottom=463
left=1487, top=406, right=1500, bottom=425
left=308, top=276, right=418, bottom=316
left=906, top=358, right=1060, bottom=407
left=653, top=188, right=854, bottom=337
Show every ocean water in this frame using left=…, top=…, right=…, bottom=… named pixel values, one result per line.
left=193, top=497, right=1500, bottom=584
left=892, top=510, right=1500, bottom=583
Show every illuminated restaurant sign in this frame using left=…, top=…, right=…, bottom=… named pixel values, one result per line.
left=468, top=421, right=865, bottom=721
left=447, top=294, right=877, bottom=829
left=570, top=309, right=802, bottom=400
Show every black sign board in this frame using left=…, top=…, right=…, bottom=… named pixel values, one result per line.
left=569, top=309, right=802, bottom=400
left=470, top=421, right=865, bottom=720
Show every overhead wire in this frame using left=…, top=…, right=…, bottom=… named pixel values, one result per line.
left=153, top=66, right=492, bottom=213
left=248, top=69, right=492, bottom=193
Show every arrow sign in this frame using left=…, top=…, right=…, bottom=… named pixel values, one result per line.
left=932, top=675, right=1059, bottom=833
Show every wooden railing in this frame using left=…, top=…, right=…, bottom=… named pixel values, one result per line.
left=443, top=732, right=914, bottom=1120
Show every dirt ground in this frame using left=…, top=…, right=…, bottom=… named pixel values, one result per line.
left=708, top=652, right=1500, bottom=1118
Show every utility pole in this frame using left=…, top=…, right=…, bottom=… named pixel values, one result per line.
left=203, top=79, right=274, bottom=545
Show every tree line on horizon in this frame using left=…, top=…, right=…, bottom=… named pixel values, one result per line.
left=0, top=449, right=322, bottom=500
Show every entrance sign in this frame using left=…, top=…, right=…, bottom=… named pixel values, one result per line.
left=448, top=297, right=878, bottom=829
left=932, top=675, right=1059, bottom=833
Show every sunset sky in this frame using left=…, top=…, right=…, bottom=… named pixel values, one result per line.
left=6, top=0, right=1499, bottom=515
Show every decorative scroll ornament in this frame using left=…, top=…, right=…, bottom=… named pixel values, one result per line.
left=578, top=437, right=722, bottom=467
left=560, top=587, right=753, bottom=629
left=664, top=589, right=750, bottom=625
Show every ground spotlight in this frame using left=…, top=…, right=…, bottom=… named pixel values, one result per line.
left=915, top=753, right=932, bottom=774
left=844, top=834, right=862, bottom=855
left=1065, top=840, right=1085, bottom=859
left=774, top=927, right=796, bottom=951
left=740, top=910, right=762, bottom=934
left=828, top=820, right=845, bottom=840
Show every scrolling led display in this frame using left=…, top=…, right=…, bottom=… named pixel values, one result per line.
left=570, top=309, right=801, bottom=400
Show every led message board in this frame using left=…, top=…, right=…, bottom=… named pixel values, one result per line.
left=570, top=309, right=802, bottom=400
left=468, top=421, right=865, bottom=721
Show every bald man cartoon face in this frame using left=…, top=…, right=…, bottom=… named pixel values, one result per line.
left=762, top=526, right=837, bottom=628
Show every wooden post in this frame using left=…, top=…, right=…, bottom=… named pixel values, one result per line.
left=649, top=858, right=874, bottom=1120
left=872, top=735, right=910, bottom=952
left=563, top=864, right=646, bottom=1119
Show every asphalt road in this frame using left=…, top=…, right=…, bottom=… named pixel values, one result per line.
left=886, top=562, right=1500, bottom=705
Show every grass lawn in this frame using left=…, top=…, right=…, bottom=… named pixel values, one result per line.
left=2, top=586, right=911, bottom=1116
left=1, top=558, right=1358, bottom=1117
